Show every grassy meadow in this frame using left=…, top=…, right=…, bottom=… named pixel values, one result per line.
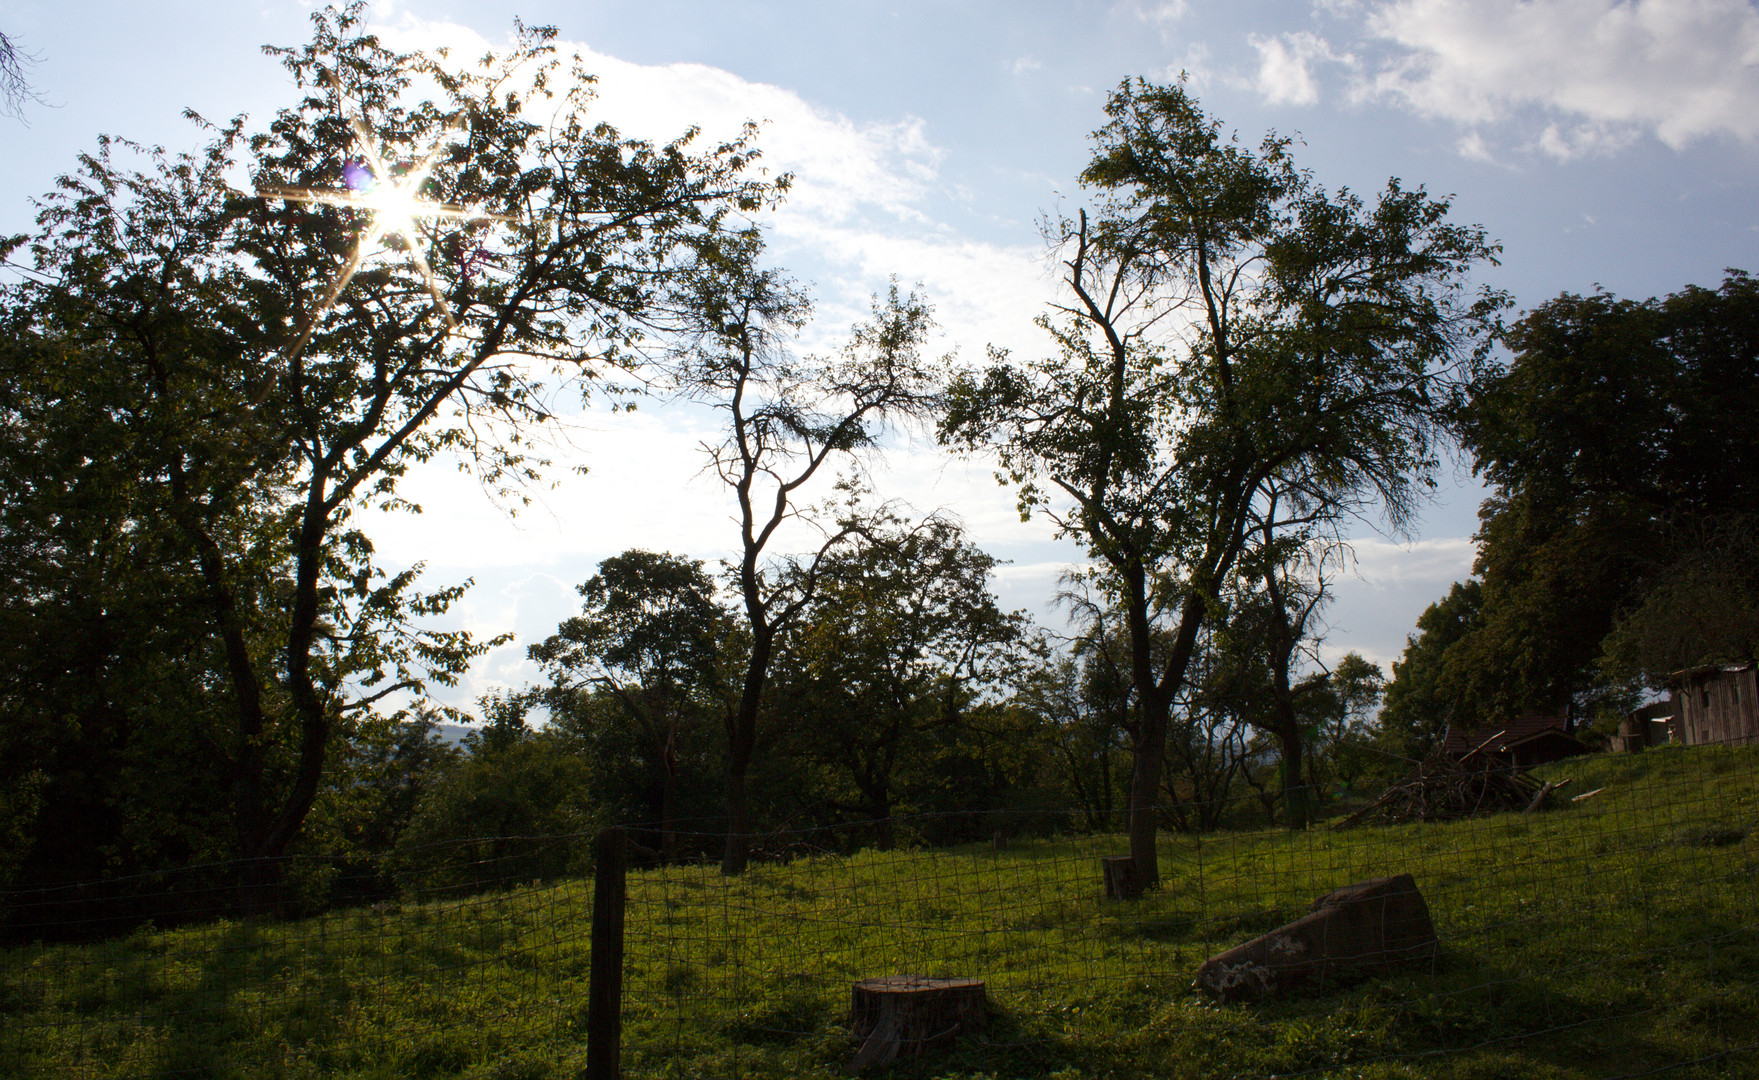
left=5, top=745, right=1758, bottom=1079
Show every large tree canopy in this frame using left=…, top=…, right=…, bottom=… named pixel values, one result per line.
left=941, top=77, right=1502, bottom=884
left=527, top=550, right=730, bottom=861
left=1376, top=579, right=1487, bottom=760
left=773, top=516, right=1034, bottom=849
left=0, top=4, right=779, bottom=901
left=1449, top=271, right=1759, bottom=719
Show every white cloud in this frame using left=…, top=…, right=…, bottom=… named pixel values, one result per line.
left=372, top=13, right=1051, bottom=362
left=1249, top=31, right=1354, bottom=105
left=1121, top=0, right=1191, bottom=34
left=1341, top=536, right=1476, bottom=589
left=375, top=15, right=943, bottom=228
left=1318, top=536, right=1476, bottom=671
left=1011, top=55, right=1043, bottom=75
left=1153, top=42, right=1215, bottom=87
left=1456, top=130, right=1496, bottom=162
left=1364, top=0, right=1759, bottom=152
left=572, top=55, right=944, bottom=228
left=1534, top=119, right=1640, bottom=160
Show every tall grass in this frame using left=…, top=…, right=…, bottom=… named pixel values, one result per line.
left=5, top=745, right=1757, bottom=1078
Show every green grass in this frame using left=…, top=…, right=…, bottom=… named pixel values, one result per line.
left=6, top=745, right=1759, bottom=1079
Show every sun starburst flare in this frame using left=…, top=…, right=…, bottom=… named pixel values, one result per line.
left=258, top=106, right=509, bottom=364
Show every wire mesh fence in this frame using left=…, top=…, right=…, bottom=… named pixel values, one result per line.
left=4, top=742, right=1757, bottom=1078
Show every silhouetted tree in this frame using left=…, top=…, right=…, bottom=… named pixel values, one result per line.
left=0, top=5, right=780, bottom=905
left=668, top=269, right=945, bottom=874
left=942, top=78, right=1503, bottom=887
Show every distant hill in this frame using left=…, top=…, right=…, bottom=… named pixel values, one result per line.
left=433, top=723, right=474, bottom=748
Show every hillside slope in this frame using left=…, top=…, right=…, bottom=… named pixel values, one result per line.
left=5, top=745, right=1756, bottom=1079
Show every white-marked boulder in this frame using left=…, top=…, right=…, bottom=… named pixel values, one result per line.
left=1194, top=874, right=1438, bottom=1001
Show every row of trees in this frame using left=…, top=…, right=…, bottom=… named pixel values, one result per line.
left=2, top=7, right=1521, bottom=920
left=400, top=530, right=1394, bottom=879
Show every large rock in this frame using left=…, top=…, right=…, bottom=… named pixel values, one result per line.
left=1193, top=874, right=1439, bottom=1001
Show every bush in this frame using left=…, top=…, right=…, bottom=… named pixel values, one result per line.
left=393, top=733, right=599, bottom=895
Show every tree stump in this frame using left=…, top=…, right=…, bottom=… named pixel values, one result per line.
left=849, top=976, right=987, bottom=1072
left=1102, top=855, right=1142, bottom=899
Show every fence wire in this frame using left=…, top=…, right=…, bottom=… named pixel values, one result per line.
left=3, top=742, right=1757, bottom=1078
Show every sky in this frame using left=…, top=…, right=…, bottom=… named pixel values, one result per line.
left=4, top=0, right=1757, bottom=714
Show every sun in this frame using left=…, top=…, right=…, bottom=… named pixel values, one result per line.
left=257, top=107, right=507, bottom=360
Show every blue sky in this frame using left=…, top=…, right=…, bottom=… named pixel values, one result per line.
left=5, top=1, right=1757, bottom=710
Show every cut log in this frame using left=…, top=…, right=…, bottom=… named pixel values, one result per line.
left=1101, top=855, right=1142, bottom=900
left=1194, top=874, right=1439, bottom=1002
left=849, top=976, right=987, bottom=1072
left=1522, top=780, right=1557, bottom=815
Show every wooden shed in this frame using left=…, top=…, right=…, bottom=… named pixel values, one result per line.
left=1612, top=700, right=1677, bottom=752
left=1441, top=715, right=1590, bottom=768
left=1666, top=663, right=1759, bottom=747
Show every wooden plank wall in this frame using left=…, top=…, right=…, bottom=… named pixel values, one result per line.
left=1671, top=665, right=1759, bottom=747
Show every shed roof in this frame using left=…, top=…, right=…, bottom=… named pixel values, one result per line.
left=1665, top=661, right=1756, bottom=686
left=1441, top=714, right=1574, bottom=758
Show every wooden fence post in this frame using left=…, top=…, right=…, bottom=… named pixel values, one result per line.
left=586, top=826, right=627, bottom=1080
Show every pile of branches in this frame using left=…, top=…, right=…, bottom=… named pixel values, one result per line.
left=1333, top=754, right=1549, bottom=830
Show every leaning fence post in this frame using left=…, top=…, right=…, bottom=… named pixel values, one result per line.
left=587, top=826, right=627, bottom=1080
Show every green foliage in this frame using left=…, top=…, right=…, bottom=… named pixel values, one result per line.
left=1600, top=514, right=1759, bottom=686
left=292, top=709, right=462, bottom=904
left=394, top=718, right=597, bottom=892
left=1379, top=580, right=1487, bottom=761
left=769, top=516, right=1036, bottom=845
left=1014, top=652, right=1132, bottom=833
left=1456, top=271, right=1759, bottom=715
left=528, top=551, right=732, bottom=857
left=1316, top=651, right=1389, bottom=791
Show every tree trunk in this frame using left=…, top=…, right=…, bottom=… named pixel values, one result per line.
left=721, top=766, right=752, bottom=875
left=1122, top=561, right=1165, bottom=891
left=870, top=798, right=894, bottom=852
left=1124, top=583, right=1210, bottom=892
left=721, top=623, right=771, bottom=876
left=169, top=474, right=282, bottom=916
left=262, top=487, right=334, bottom=861
left=1124, top=711, right=1166, bottom=889
left=1278, top=721, right=1310, bottom=829
left=234, top=856, right=280, bottom=921
left=1102, top=855, right=1142, bottom=899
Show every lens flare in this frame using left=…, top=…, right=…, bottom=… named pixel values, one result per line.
left=257, top=100, right=509, bottom=365
left=341, top=159, right=374, bottom=192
